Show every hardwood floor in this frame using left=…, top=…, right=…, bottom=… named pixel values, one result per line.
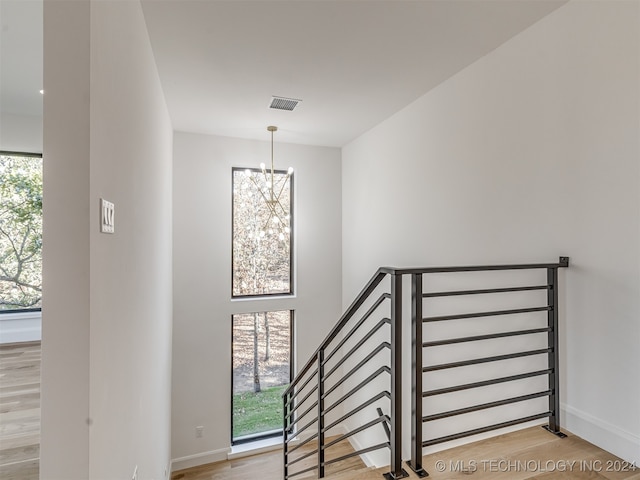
left=172, top=439, right=367, bottom=480
left=1, top=343, right=637, bottom=480
left=0, top=341, right=40, bottom=480
left=172, top=427, right=639, bottom=480
left=419, top=427, right=639, bottom=480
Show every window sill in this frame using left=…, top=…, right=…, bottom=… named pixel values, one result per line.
left=230, top=294, right=297, bottom=303
left=228, top=436, right=283, bottom=460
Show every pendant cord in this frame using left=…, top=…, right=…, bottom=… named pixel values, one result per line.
left=271, top=128, right=275, bottom=201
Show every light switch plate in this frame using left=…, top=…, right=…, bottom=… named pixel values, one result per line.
left=100, top=199, right=114, bottom=234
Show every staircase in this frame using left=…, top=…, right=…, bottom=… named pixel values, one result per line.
left=283, top=258, right=569, bottom=479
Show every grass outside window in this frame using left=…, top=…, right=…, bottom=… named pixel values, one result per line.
left=232, top=385, right=288, bottom=439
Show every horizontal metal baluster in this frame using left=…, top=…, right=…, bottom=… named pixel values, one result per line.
left=324, top=366, right=391, bottom=414
left=288, top=401, right=318, bottom=430
left=324, top=318, right=390, bottom=380
left=323, top=294, right=390, bottom=364
left=323, top=391, right=391, bottom=433
left=423, top=369, right=552, bottom=397
left=422, top=412, right=552, bottom=447
left=324, top=443, right=391, bottom=467
left=423, top=285, right=549, bottom=298
left=422, top=327, right=550, bottom=347
left=423, top=348, right=551, bottom=372
left=423, top=306, right=550, bottom=323
left=423, top=390, right=552, bottom=422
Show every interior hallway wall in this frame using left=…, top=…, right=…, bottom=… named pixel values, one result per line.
left=342, top=0, right=639, bottom=464
left=171, top=132, right=342, bottom=469
left=41, top=1, right=174, bottom=478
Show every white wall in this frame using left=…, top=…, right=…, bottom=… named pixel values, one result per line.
left=42, top=1, right=173, bottom=479
left=0, top=310, right=41, bottom=344
left=88, top=1, right=173, bottom=479
left=343, top=0, right=639, bottom=465
left=0, top=112, right=42, bottom=153
left=172, top=132, right=342, bottom=469
left=41, top=1, right=91, bottom=476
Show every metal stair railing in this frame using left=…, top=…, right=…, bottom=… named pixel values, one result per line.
left=283, top=269, right=408, bottom=480
left=282, top=257, right=569, bottom=480
left=406, top=257, right=569, bottom=477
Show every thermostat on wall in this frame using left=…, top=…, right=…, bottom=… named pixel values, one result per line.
left=101, top=198, right=115, bottom=234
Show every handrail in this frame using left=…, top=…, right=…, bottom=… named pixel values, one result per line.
left=381, top=256, right=569, bottom=275
left=283, top=257, right=569, bottom=480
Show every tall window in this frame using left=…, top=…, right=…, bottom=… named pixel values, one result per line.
left=0, top=152, right=43, bottom=311
left=232, top=167, right=293, bottom=297
left=232, top=310, right=292, bottom=443
left=231, top=166, right=294, bottom=443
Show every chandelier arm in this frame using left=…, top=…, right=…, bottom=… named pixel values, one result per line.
left=249, top=176, right=286, bottom=232
left=263, top=200, right=288, bottom=232
left=273, top=182, right=289, bottom=213
left=247, top=174, right=257, bottom=189
left=263, top=200, right=279, bottom=226
left=261, top=204, right=275, bottom=231
left=249, top=175, right=274, bottom=206
left=274, top=199, right=289, bottom=220
left=273, top=176, right=290, bottom=206
left=263, top=208, right=287, bottom=232
left=247, top=174, right=261, bottom=190
left=273, top=213, right=287, bottom=230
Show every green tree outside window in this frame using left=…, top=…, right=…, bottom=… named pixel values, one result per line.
left=0, top=153, right=43, bottom=310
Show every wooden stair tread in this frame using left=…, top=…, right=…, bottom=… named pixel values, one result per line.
left=324, top=466, right=380, bottom=479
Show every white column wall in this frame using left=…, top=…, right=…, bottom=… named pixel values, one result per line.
left=41, top=1, right=91, bottom=476
left=171, top=132, right=342, bottom=468
left=342, top=0, right=639, bottom=464
left=41, top=1, right=174, bottom=478
left=88, top=1, right=173, bottom=479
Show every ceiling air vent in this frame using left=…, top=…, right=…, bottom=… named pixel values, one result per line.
left=269, top=96, right=302, bottom=111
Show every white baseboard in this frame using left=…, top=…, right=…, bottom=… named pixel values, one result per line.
left=228, top=436, right=282, bottom=460
left=172, top=425, right=349, bottom=473
left=562, top=403, right=640, bottom=465
left=171, top=447, right=230, bottom=472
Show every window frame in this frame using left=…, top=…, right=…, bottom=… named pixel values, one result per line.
left=231, top=166, right=294, bottom=299
left=0, top=150, right=43, bottom=313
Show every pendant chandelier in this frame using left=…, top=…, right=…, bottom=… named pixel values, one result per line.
left=245, top=126, right=293, bottom=238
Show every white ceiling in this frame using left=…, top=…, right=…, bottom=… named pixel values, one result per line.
left=1, top=0, right=568, bottom=147
left=0, top=0, right=43, bottom=118
left=140, top=0, right=567, bottom=147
